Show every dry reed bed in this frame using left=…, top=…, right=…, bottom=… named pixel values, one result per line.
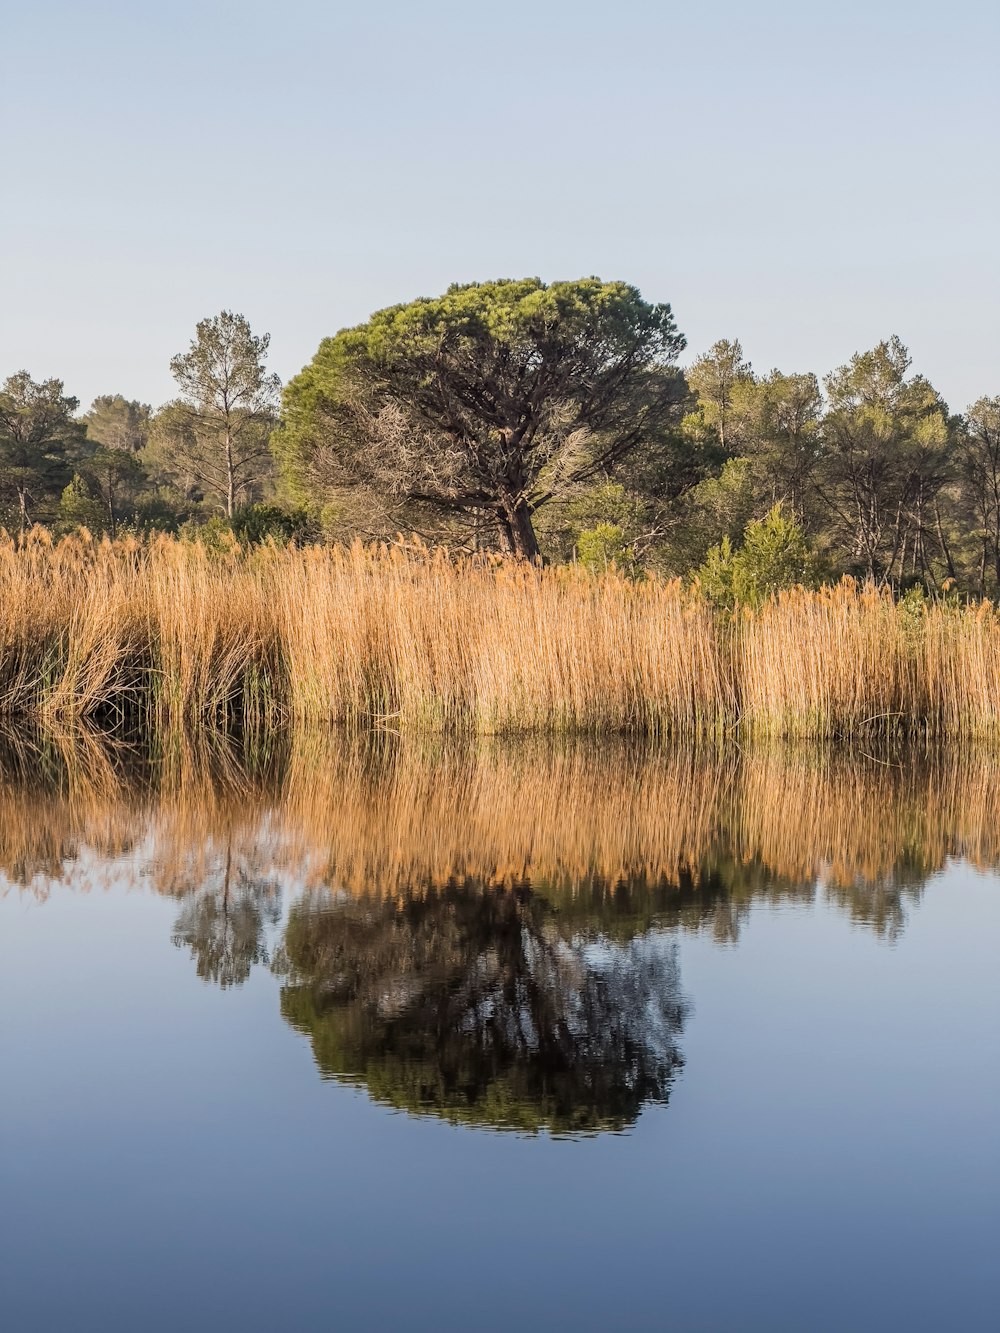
left=3, top=732, right=999, bottom=941
left=5, top=530, right=1000, bottom=736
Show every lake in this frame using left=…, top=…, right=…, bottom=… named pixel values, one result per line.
left=1, top=734, right=997, bottom=1331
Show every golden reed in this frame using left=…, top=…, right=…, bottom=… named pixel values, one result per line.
left=6, top=529, right=1000, bottom=737
left=3, top=730, right=999, bottom=940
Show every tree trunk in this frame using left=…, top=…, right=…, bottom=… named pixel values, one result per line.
left=934, top=501, right=956, bottom=583
left=17, top=486, right=27, bottom=539
left=225, top=427, right=235, bottom=519
left=980, top=536, right=988, bottom=601
left=502, top=498, right=541, bottom=561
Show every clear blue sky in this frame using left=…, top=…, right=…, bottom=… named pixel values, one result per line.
left=3, top=0, right=997, bottom=414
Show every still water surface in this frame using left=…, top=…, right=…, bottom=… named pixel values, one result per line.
left=1, top=737, right=997, bottom=1331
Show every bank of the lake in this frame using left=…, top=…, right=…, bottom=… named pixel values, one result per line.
left=6, top=530, right=1000, bottom=739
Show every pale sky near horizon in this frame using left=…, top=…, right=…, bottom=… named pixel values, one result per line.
left=2, top=0, right=997, bottom=415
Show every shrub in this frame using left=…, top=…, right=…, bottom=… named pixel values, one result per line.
left=179, top=515, right=240, bottom=553
left=58, top=476, right=106, bottom=535
left=698, top=505, right=818, bottom=606
left=576, top=522, right=637, bottom=574
left=232, top=503, right=309, bottom=546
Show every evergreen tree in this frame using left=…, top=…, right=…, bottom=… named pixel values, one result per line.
left=0, top=373, right=85, bottom=535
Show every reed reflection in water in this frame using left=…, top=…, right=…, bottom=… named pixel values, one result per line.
left=5, top=729, right=998, bottom=925
left=2, top=728, right=995, bottom=1132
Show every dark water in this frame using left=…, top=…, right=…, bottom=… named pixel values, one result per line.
left=1, top=737, right=997, bottom=1331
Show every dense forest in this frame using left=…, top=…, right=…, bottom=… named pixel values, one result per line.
left=3, top=278, right=999, bottom=597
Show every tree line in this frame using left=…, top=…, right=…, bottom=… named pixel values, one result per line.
left=3, top=277, right=999, bottom=595
left=0, top=311, right=288, bottom=544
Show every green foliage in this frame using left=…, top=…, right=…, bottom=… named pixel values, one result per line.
left=58, top=475, right=105, bottom=533
left=898, top=583, right=928, bottom=626
left=576, top=522, right=637, bottom=574
left=175, top=504, right=309, bottom=550
left=737, top=505, right=819, bottom=601
left=133, top=492, right=185, bottom=533
left=160, top=312, right=280, bottom=518
left=736, top=369, right=825, bottom=528
left=539, top=480, right=633, bottom=562
left=820, top=336, right=955, bottom=581
left=562, top=480, right=633, bottom=532
left=85, top=395, right=150, bottom=454
left=0, top=372, right=86, bottom=533
left=79, top=446, right=148, bottom=536
left=686, top=457, right=756, bottom=558
left=686, top=338, right=757, bottom=453
left=179, top=514, right=240, bottom=553
left=231, top=502, right=309, bottom=546
left=699, top=505, right=819, bottom=606
left=697, top=534, right=739, bottom=606
left=960, top=396, right=1000, bottom=597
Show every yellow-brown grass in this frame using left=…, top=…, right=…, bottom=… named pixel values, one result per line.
left=5, top=529, right=1000, bottom=737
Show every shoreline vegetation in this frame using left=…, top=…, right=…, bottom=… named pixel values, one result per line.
left=7, top=529, right=1000, bottom=739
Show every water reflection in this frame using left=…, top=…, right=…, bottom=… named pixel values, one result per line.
left=289, top=737, right=977, bottom=942
left=3, top=729, right=991, bottom=933
left=171, top=844, right=282, bottom=989
left=2, top=728, right=996, bottom=1133
left=278, top=883, right=687, bottom=1134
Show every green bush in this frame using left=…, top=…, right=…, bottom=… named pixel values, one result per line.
left=231, top=503, right=309, bottom=546
left=698, top=505, right=819, bottom=606
left=179, top=515, right=239, bottom=553
left=576, top=522, right=637, bottom=574
left=697, top=534, right=738, bottom=606
left=58, top=475, right=106, bottom=534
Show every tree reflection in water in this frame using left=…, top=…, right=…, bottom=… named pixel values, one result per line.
left=277, top=881, right=688, bottom=1135
left=171, top=843, right=282, bottom=989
